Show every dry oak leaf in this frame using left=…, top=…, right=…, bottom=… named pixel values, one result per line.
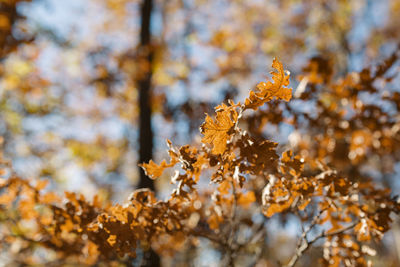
left=264, top=201, right=293, bottom=217
left=200, top=104, right=238, bottom=154
left=141, top=159, right=174, bottom=179
left=245, top=58, right=292, bottom=110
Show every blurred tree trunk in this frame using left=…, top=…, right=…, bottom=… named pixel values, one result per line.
left=137, top=0, right=160, bottom=266
left=138, top=0, right=155, bottom=191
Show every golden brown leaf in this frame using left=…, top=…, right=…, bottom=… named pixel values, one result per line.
left=244, top=58, right=292, bottom=110
left=140, top=159, right=171, bottom=179
left=200, top=104, right=238, bottom=154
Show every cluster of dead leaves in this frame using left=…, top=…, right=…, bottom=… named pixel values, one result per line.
left=0, top=58, right=399, bottom=266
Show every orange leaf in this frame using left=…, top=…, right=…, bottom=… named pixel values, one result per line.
left=41, top=192, right=61, bottom=204
left=298, top=198, right=311, bottom=211
left=200, top=104, right=237, bottom=154
left=245, top=58, right=292, bottom=110
left=141, top=160, right=171, bottom=179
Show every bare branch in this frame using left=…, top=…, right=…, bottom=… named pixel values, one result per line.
left=285, top=221, right=359, bottom=267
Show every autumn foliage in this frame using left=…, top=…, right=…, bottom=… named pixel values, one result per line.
left=2, top=54, right=400, bottom=266
left=2, top=0, right=400, bottom=266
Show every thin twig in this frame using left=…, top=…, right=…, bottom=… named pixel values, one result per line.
left=285, top=221, right=358, bottom=267
left=226, top=177, right=239, bottom=266
left=189, top=227, right=226, bottom=247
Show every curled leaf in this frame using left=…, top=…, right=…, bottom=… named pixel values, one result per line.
left=245, top=58, right=292, bottom=110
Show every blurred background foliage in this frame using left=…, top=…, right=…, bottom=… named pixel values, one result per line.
left=1, top=0, right=400, bottom=266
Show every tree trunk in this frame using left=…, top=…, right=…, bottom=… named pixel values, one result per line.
left=137, top=0, right=160, bottom=266
left=138, top=0, right=155, bottom=191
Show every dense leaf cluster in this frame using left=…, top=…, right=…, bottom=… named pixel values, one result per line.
left=1, top=58, right=400, bottom=266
